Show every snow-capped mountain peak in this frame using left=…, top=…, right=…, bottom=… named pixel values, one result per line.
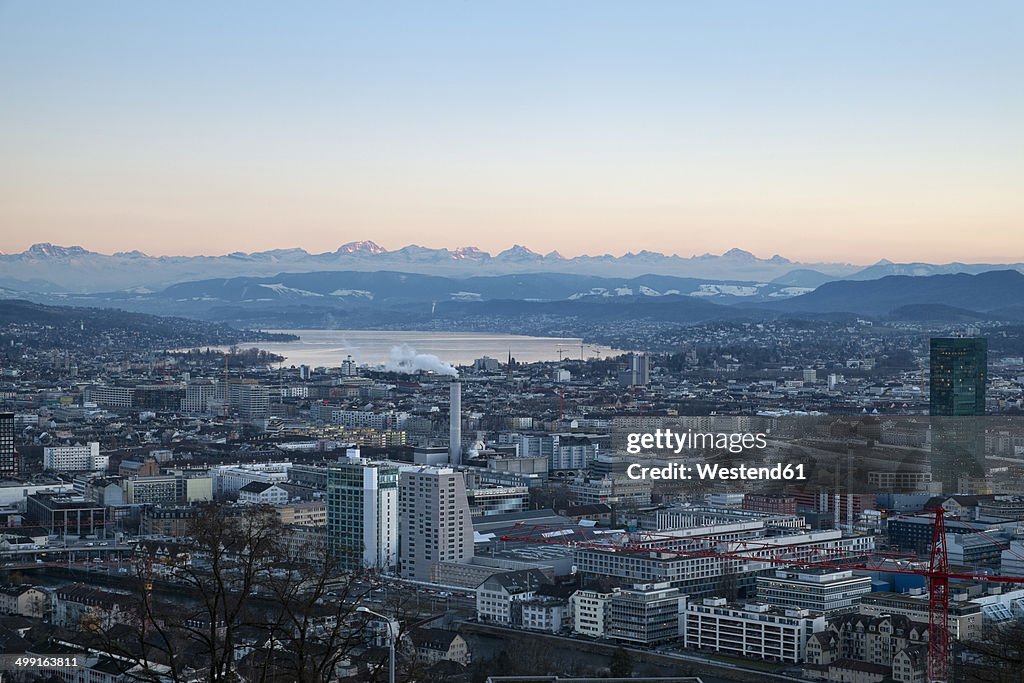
left=497, top=245, right=542, bottom=260
left=336, top=241, right=387, bottom=255
left=23, top=243, right=93, bottom=259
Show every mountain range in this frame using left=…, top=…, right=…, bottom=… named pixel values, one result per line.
left=5, top=241, right=1022, bottom=295
left=13, top=268, right=1022, bottom=329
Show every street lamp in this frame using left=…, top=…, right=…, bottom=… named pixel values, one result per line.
left=356, top=606, right=395, bottom=683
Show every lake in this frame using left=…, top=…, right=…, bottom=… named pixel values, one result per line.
left=217, top=330, right=627, bottom=368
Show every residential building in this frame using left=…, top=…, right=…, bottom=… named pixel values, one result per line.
left=805, top=614, right=928, bottom=683
left=52, top=584, right=134, bottom=630
left=0, top=583, right=48, bottom=618
left=44, top=442, right=106, bottom=472
left=859, top=592, right=982, bottom=641
left=275, top=501, right=327, bottom=527
left=569, top=587, right=618, bottom=638
left=476, top=569, right=548, bottom=626
left=237, top=481, right=289, bottom=505
left=399, top=466, right=474, bottom=581
left=409, top=628, right=471, bottom=667
left=743, top=493, right=797, bottom=515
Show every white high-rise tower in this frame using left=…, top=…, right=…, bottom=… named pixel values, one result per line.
left=449, top=380, right=462, bottom=465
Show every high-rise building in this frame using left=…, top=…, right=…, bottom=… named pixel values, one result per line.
left=399, top=466, right=474, bottom=581
left=930, top=337, right=987, bottom=416
left=229, top=382, right=269, bottom=419
left=0, top=413, right=16, bottom=476
left=327, top=457, right=399, bottom=571
left=929, top=337, right=988, bottom=493
left=617, top=353, right=651, bottom=387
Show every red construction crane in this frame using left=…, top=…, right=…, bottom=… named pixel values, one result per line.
left=928, top=507, right=950, bottom=683
left=500, top=509, right=1024, bottom=683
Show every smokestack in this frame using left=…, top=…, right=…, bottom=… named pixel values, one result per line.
left=450, top=380, right=462, bottom=466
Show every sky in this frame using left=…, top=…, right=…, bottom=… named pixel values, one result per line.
left=1, top=1, right=1021, bottom=264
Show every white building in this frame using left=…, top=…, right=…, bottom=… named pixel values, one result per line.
left=229, top=382, right=269, bottom=419
left=238, top=481, right=289, bottom=505
left=316, top=407, right=408, bottom=430
left=326, top=457, right=399, bottom=571
left=43, top=442, right=105, bottom=472
left=521, top=596, right=567, bottom=633
left=575, top=529, right=875, bottom=598
left=569, top=587, right=618, bottom=638
left=476, top=569, right=547, bottom=626
left=756, top=568, right=872, bottom=616
left=684, top=597, right=826, bottom=663
left=212, top=463, right=290, bottom=497
left=181, top=382, right=219, bottom=413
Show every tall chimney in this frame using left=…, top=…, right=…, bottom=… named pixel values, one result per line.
left=450, top=380, right=462, bottom=465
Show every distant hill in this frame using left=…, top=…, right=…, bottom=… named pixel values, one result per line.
left=770, top=269, right=837, bottom=288
left=434, top=294, right=751, bottom=323
left=845, top=260, right=1024, bottom=280
left=763, top=270, right=1024, bottom=316
left=0, top=299, right=286, bottom=350
left=886, top=304, right=991, bottom=322
left=32, top=270, right=819, bottom=323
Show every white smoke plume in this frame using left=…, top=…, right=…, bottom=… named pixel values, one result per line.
left=383, top=344, right=458, bottom=376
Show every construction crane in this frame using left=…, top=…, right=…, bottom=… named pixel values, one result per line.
left=500, top=508, right=1024, bottom=683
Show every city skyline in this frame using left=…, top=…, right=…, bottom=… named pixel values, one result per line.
left=2, top=1, right=1022, bottom=264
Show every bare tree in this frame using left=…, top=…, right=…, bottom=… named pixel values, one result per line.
left=958, top=622, right=1024, bottom=683
left=93, top=502, right=377, bottom=683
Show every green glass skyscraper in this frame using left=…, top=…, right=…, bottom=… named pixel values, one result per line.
left=929, top=337, right=987, bottom=416
left=929, top=336, right=987, bottom=493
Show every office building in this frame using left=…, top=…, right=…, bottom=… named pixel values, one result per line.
left=399, top=466, right=474, bottom=581
left=755, top=568, right=872, bottom=616
left=930, top=337, right=987, bottom=416
left=467, top=485, right=529, bottom=517
left=617, top=353, right=651, bottom=387
left=607, top=583, right=684, bottom=645
left=229, top=382, right=269, bottom=419
left=930, top=336, right=987, bottom=492
left=124, top=474, right=213, bottom=505
left=25, top=493, right=106, bottom=536
left=327, top=458, right=399, bottom=571
left=182, top=382, right=219, bottom=413
left=684, top=597, right=826, bottom=663
left=84, top=385, right=135, bottom=409
left=0, top=413, right=16, bottom=476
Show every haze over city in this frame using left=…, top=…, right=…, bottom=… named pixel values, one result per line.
left=2, top=1, right=1022, bottom=263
